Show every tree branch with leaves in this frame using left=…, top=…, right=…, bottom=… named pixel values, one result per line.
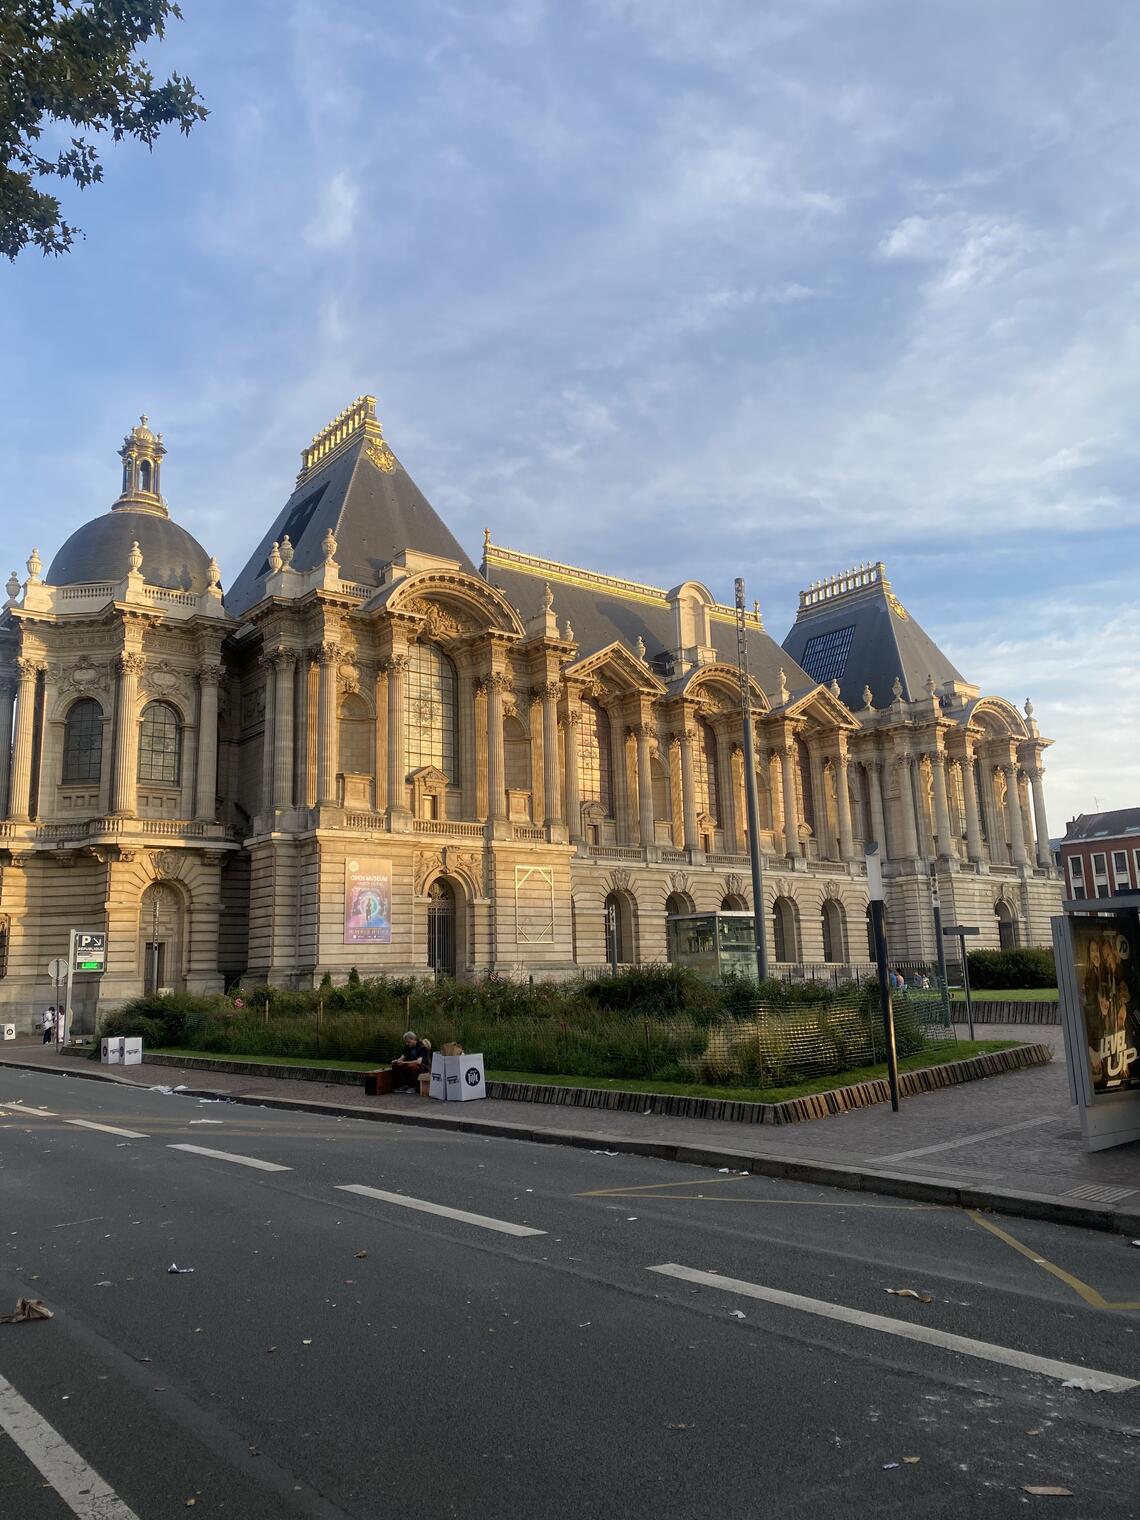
left=0, top=0, right=207, bottom=259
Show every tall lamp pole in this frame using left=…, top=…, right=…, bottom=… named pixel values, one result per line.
left=930, top=864, right=950, bottom=1025
left=865, top=842, right=900, bottom=1112
left=735, top=578, right=768, bottom=982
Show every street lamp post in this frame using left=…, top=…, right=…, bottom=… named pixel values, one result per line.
left=930, top=865, right=950, bottom=1025
left=865, top=842, right=900, bottom=1112
left=734, top=577, right=768, bottom=982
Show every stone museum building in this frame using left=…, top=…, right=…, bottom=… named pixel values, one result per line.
left=0, top=399, right=1061, bottom=1022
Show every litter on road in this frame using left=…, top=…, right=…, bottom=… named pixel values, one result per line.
left=0, top=1297, right=53, bottom=1323
left=167, top=1264, right=194, bottom=1275
left=1022, top=1487, right=1074, bottom=1497
left=886, top=1288, right=933, bottom=1303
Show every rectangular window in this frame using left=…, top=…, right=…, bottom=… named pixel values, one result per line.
left=1134, top=848, right=1140, bottom=885
left=1067, top=856, right=1084, bottom=895
left=1091, top=851, right=1107, bottom=877
left=799, top=625, right=856, bottom=687
left=1112, top=850, right=1128, bottom=885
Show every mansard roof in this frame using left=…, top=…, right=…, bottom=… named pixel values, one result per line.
left=781, top=561, right=968, bottom=711
left=226, top=397, right=475, bottom=617
left=483, top=539, right=814, bottom=703
left=1064, top=808, right=1140, bottom=843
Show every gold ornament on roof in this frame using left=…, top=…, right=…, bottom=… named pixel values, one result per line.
left=886, top=591, right=908, bottom=621
left=367, top=439, right=397, bottom=473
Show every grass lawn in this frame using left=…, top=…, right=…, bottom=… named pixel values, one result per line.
left=948, top=987, right=1057, bottom=1002
left=152, top=1038, right=1022, bottom=1106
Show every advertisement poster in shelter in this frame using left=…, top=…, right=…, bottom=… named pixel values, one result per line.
left=1072, top=912, right=1140, bottom=1094
left=344, top=858, right=392, bottom=945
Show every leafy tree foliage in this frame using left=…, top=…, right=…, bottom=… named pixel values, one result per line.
left=0, top=1, right=207, bottom=259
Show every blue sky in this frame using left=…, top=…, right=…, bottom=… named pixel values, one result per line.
left=2, top=0, right=1136, bottom=827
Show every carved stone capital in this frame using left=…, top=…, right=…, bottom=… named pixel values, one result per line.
left=317, top=641, right=343, bottom=666
left=117, top=652, right=147, bottom=678
left=385, top=652, right=410, bottom=674
left=198, top=664, right=224, bottom=687
left=267, top=647, right=297, bottom=672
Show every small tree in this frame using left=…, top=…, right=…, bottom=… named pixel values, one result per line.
left=1, top=2, right=208, bottom=259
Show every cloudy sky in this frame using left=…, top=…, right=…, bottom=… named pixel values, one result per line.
left=2, top=0, right=1136, bottom=828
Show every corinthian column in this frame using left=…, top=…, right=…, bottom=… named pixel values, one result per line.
left=678, top=726, right=699, bottom=852
left=931, top=746, right=953, bottom=857
left=7, top=661, right=38, bottom=822
left=0, top=676, right=15, bottom=818
left=541, top=681, right=561, bottom=828
left=866, top=759, right=886, bottom=854
left=779, top=745, right=800, bottom=857
left=317, top=642, right=341, bottom=807
left=1029, top=764, right=1052, bottom=869
left=894, top=752, right=919, bottom=859
left=110, top=652, right=145, bottom=817
left=485, top=672, right=509, bottom=821
left=960, top=749, right=984, bottom=864
left=635, top=723, right=654, bottom=846
left=835, top=748, right=855, bottom=861
left=194, top=665, right=222, bottom=820
left=563, top=708, right=582, bottom=841
left=1005, top=762, right=1028, bottom=865
left=271, top=650, right=296, bottom=809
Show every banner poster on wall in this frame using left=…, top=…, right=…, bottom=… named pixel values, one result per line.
left=1073, top=913, right=1140, bottom=1093
left=344, top=858, right=392, bottom=945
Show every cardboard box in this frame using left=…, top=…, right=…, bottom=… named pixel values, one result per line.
left=364, top=1069, right=394, bottom=1097
left=429, top=1052, right=447, bottom=1101
left=450, top=1053, right=486, bottom=1102
left=2, top=1025, right=14, bottom=1042
left=100, top=1037, right=123, bottom=1064
left=122, top=1037, right=143, bottom=1066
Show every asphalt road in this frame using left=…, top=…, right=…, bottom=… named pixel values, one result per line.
left=1, top=1068, right=1137, bottom=1519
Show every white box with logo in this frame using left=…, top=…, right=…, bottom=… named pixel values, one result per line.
left=122, top=1036, right=143, bottom=1066
left=429, top=1052, right=448, bottom=1102
left=100, top=1037, right=123, bottom=1064
left=452, top=1053, right=486, bottom=1102
left=2, top=1024, right=14, bottom=1042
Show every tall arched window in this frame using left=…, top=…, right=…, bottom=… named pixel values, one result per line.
left=138, top=702, right=181, bottom=785
left=62, top=699, right=103, bottom=784
left=651, top=755, right=671, bottom=825
left=578, top=698, right=613, bottom=815
left=405, top=642, right=458, bottom=782
left=694, top=718, right=719, bottom=820
left=504, top=715, right=530, bottom=792
left=822, top=900, right=847, bottom=964
left=138, top=459, right=152, bottom=493
left=339, top=692, right=373, bottom=774
left=772, top=896, right=800, bottom=964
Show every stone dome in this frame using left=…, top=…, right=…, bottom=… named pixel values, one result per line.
left=47, top=506, right=214, bottom=593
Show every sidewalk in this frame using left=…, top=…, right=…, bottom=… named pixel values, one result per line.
left=2, top=1029, right=1138, bottom=1235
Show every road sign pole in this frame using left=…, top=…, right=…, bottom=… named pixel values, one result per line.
left=961, top=937, right=975, bottom=1041
left=61, top=928, right=76, bottom=1052
left=865, top=844, right=900, bottom=1112
left=930, top=867, right=950, bottom=1026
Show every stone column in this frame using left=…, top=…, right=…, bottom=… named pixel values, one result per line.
left=0, top=676, right=15, bottom=818
left=563, top=708, right=582, bottom=841
left=384, top=651, right=407, bottom=818
left=8, top=659, right=41, bottom=822
left=931, top=746, right=953, bottom=858
left=458, top=664, right=477, bottom=820
left=1029, top=766, right=1052, bottom=869
left=317, top=642, right=341, bottom=807
left=894, top=752, right=919, bottom=859
left=679, top=726, right=700, bottom=852
left=260, top=660, right=276, bottom=814
left=866, top=759, right=887, bottom=855
left=960, top=751, right=984, bottom=864
left=271, top=650, right=296, bottom=809
left=541, top=682, right=561, bottom=827
left=372, top=664, right=386, bottom=814
left=808, top=748, right=830, bottom=858
left=779, top=745, right=801, bottom=857
left=295, top=653, right=312, bottom=809
left=1005, top=762, right=1028, bottom=865
left=716, top=727, right=738, bottom=853
left=635, top=724, right=654, bottom=847
left=110, top=652, right=145, bottom=817
left=835, top=748, right=855, bottom=862
left=194, top=665, right=222, bottom=820
left=485, top=673, right=509, bottom=821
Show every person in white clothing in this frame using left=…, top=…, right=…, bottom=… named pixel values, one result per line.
left=42, top=1007, right=55, bottom=1045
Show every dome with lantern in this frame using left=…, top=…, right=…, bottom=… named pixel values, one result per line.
left=46, top=416, right=216, bottom=593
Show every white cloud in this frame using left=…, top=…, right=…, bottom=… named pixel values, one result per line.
left=303, top=171, right=358, bottom=250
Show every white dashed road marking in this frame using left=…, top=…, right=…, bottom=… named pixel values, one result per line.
left=65, top=1119, right=150, bottom=1139
left=168, top=1143, right=290, bottom=1172
left=337, top=1184, right=546, bottom=1237
left=0, top=1371, right=141, bottom=1519
left=647, top=1264, right=1139, bottom=1393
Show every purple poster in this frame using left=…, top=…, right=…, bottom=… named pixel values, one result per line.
left=344, top=858, right=391, bottom=945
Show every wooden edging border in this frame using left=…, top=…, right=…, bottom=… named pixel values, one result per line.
left=132, top=1041, right=1053, bottom=1127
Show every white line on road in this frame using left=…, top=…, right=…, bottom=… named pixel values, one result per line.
left=870, top=1115, right=1057, bottom=1163
left=168, top=1143, right=290, bottom=1172
left=0, top=1103, right=56, bottom=1117
left=647, top=1264, right=1139, bottom=1393
left=337, top=1184, right=546, bottom=1237
left=0, top=1371, right=141, bottom=1519
left=65, top=1119, right=150, bottom=1139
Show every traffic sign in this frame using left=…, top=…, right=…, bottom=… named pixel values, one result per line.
left=46, top=957, right=67, bottom=982
left=72, top=931, right=107, bottom=974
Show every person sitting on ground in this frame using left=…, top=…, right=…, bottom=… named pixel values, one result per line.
left=390, top=1031, right=432, bottom=1090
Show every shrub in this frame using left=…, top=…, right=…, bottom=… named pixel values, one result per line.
left=966, top=948, right=1056, bottom=989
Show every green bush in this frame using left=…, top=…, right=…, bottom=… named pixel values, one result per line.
left=966, top=948, right=1056, bottom=989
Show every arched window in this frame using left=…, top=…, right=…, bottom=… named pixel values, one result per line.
left=405, top=643, right=458, bottom=783
left=605, top=891, right=636, bottom=964
left=772, top=896, right=800, bottom=964
left=995, top=899, right=1018, bottom=951
left=579, top=698, right=613, bottom=815
left=339, top=692, right=372, bottom=774
left=138, top=702, right=181, bottom=785
left=62, top=699, right=102, bottom=784
left=138, top=459, right=152, bottom=492
left=651, top=755, right=671, bottom=824
left=695, top=717, right=719, bottom=821
left=822, top=899, right=847, bottom=964
left=721, top=893, right=747, bottom=911
left=504, top=715, right=530, bottom=792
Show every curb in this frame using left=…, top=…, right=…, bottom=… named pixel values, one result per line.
left=2, top=1054, right=1137, bottom=1239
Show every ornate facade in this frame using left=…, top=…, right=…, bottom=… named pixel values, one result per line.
left=0, top=400, right=1061, bottom=1025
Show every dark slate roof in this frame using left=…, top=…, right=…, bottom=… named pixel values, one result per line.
left=47, top=506, right=212, bottom=593
left=226, top=436, right=476, bottom=617
left=781, top=569, right=965, bottom=710
left=1064, top=808, right=1140, bottom=842
left=483, top=548, right=814, bottom=700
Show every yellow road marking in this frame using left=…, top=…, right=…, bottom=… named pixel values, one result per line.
left=968, top=1211, right=1140, bottom=1312
left=579, top=1176, right=931, bottom=1210
left=580, top=1175, right=755, bottom=1198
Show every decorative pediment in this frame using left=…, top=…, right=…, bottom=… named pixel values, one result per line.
left=410, top=766, right=448, bottom=793
left=783, top=683, right=860, bottom=731
left=376, top=567, right=525, bottom=638
left=564, top=640, right=666, bottom=697
left=678, top=662, right=766, bottom=713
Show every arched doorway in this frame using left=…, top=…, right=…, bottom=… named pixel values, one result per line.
left=822, top=899, right=847, bottom=964
left=995, top=898, right=1018, bottom=951
left=721, top=893, right=747, bottom=911
left=139, top=882, right=184, bottom=994
left=427, top=878, right=456, bottom=977
left=772, top=896, right=800, bottom=964
left=665, top=890, right=695, bottom=963
left=604, top=891, right=636, bottom=965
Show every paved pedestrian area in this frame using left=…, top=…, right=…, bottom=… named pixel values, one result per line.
left=2, top=1024, right=1137, bottom=1221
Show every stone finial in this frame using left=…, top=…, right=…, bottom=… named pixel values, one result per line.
left=563, top=618, right=575, bottom=642
left=635, top=636, right=647, bottom=661
left=279, top=535, right=294, bottom=568
left=1024, top=697, right=1035, bottom=720
left=322, top=528, right=337, bottom=563
left=26, top=547, right=42, bottom=581
left=777, top=666, right=790, bottom=705
left=925, top=672, right=936, bottom=697
left=892, top=675, right=904, bottom=702
left=862, top=684, right=874, bottom=709
left=542, top=582, right=554, bottom=613
left=6, top=570, right=20, bottom=601
left=127, top=540, right=143, bottom=574
left=483, top=527, right=492, bottom=554
left=830, top=678, right=841, bottom=696
left=207, top=556, right=221, bottom=590
left=267, top=541, right=283, bottom=574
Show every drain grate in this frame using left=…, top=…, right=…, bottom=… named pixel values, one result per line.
left=1063, top=1183, right=1137, bottom=1204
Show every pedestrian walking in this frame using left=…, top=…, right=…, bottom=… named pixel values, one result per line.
left=55, top=1007, right=66, bottom=1044
left=42, top=1006, right=55, bottom=1044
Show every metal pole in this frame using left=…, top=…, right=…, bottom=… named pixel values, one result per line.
left=865, top=845, right=900, bottom=1112
left=930, top=865, right=949, bottom=1025
left=735, top=577, right=768, bottom=981
left=61, top=928, right=76, bottom=1052
left=961, top=934, right=975, bottom=1041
